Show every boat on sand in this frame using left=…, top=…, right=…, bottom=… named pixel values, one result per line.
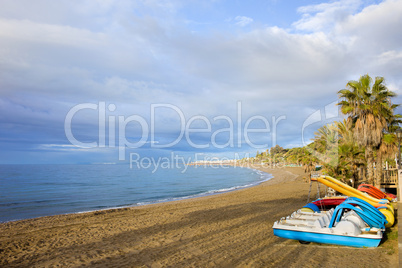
left=273, top=197, right=387, bottom=248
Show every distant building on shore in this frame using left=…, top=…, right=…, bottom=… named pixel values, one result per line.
left=188, top=159, right=238, bottom=165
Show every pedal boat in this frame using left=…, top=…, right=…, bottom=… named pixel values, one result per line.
left=273, top=197, right=387, bottom=248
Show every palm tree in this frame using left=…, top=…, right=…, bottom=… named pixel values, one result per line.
left=283, top=147, right=317, bottom=172
left=336, top=120, right=365, bottom=186
left=307, top=123, right=339, bottom=177
left=338, top=74, right=398, bottom=186
left=336, top=119, right=354, bottom=145
left=312, top=124, right=338, bottom=153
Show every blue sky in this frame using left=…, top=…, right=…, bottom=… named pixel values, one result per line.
left=0, top=0, right=401, bottom=164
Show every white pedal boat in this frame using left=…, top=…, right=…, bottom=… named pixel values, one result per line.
left=273, top=197, right=387, bottom=248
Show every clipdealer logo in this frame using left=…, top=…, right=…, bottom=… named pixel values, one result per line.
left=64, top=102, right=286, bottom=160
left=301, top=101, right=340, bottom=167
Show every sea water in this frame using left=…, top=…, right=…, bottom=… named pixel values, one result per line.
left=0, top=164, right=272, bottom=222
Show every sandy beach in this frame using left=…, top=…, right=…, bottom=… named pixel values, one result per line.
left=0, top=166, right=398, bottom=267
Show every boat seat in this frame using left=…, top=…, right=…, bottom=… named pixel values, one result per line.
left=327, top=208, right=334, bottom=218
left=313, top=218, right=324, bottom=228
left=313, top=213, right=331, bottom=228
left=322, top=214, right=331, bottom=227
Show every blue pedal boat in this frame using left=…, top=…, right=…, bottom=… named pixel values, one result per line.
left=273, top=197, right=387, bottom=248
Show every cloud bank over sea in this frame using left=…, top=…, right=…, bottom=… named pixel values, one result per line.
left=0, top=0, right=401, bottom=163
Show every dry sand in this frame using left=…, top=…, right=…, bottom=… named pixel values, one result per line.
left=0, top=166, right=398, bottom=267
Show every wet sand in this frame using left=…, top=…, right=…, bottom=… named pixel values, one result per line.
left=0, top=166, right=398, bottom=267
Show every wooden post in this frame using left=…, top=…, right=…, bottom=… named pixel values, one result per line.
left=397, top=129, right=402, bottom=201
left=399, top=169, right=402, bottom=202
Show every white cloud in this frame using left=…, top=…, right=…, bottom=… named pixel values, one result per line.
left=293, top=0, right=362, bottom=32
left=0, top=18, right=107, bottom=47
left=377, top=50, right=402, bottom=65
left=235, top=16, right=253, bottom=27
left=39, top=144, right=93, bottom=150
left=336, top=0, right=402, bottom=52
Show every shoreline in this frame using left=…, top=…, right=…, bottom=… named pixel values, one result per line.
left=132, top=165, right=274, bottom=207
left=0, top=166, right=398, bottom=267
left=75, top=166, right=275, bottom=220
left=1, top=165, right=273, bottom=224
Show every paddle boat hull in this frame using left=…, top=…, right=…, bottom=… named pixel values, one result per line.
left=273, top=224, right=382, bottom=248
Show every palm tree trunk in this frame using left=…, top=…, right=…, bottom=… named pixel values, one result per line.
left=366, top=147, right=375, bottom=185
left=352, top=165, right=358, bottom=188
left=374, top=154, right=383, bottom=189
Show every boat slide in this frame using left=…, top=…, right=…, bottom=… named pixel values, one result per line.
left=311, top=175, right=394, bottom=227
left=313, top=176, right=388, bottom=203
left=357, top=184, right=396, bottom=201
